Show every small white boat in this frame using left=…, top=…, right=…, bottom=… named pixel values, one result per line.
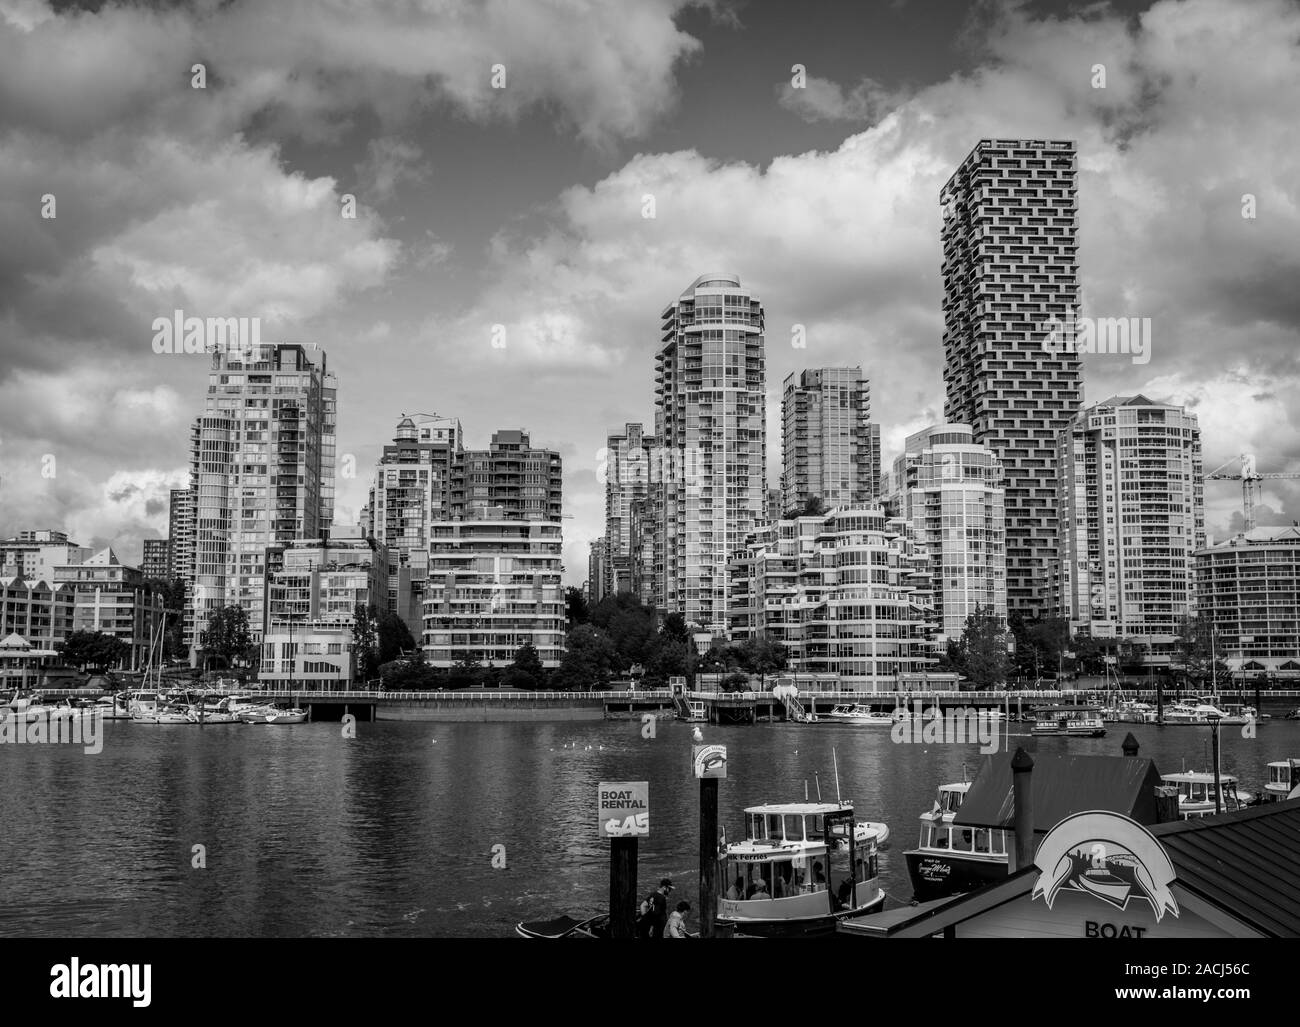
left=825, top=704, right=909, bottom=726
left=1162, top=698, right=1257, bottom=726
left=265, top=708, right=307, bottom=724
left=133, top=705, right=194, bottom=725
left=717, top=801, right=886, bottom=937
left=1162, top=771, right=1252, bottom=817
left=1262, top=759, right=1300, bottom=802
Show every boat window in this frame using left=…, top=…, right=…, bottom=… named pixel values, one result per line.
left=973, top=829, right=990, bottom=853
left=771, top=860, right=794, bottom=898
left=766, top=814, right=783, bottom=841
left=804, top=815, right=823, bottom=839
left=932, top=828, right=951, bottom=849
left=784, top=815, right=803, bottom=841
left=747, top=814, right=762, bottom=839
left=990, top=830, right=1007, bottom=855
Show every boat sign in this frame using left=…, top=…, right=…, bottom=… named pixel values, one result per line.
left=598, top=781, right=650, bottom=838
left=692, top=744, right=727, bottom=779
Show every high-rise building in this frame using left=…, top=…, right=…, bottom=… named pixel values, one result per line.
left=168, top=486, right=196, bottom=640
left=422, top=519, right=566, bottom=668
left=603, top=423, right=657, bottom=597
left=941, top=139, right=1082, bottom=615
left=1194, top=526, right=1300, bottom=680
left=260, top=534, right=389, bottom=688
left=451, top=429, right=562, bottom=522
left=588, top=537, right=608, bottom=604
left=886, top=424, right=1007, bottom=647
left=728, top=509, right=930, bottom=691
left=765, top=488, right=783, bottom=524
left=141, top=538, right=170, bottom=580
left=628, top=498, right=657, bottom=608
left=1059, top=396, right=1204, bottom=665
left=655, top=273, right=767, bottom=634
left=781, top=368, right=879, bottom=510
left=362, top=413, right=462, bottom=635
left=189, top=343, right=336, bottom=651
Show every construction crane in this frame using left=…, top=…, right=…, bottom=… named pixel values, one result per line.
left=1205, top=453, right=1300, bottom=532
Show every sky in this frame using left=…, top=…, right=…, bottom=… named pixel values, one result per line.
left=1, top=0, right=1298, bottom=584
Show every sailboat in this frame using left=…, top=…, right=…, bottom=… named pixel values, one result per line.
left=131, top=620, right=191, bottom=724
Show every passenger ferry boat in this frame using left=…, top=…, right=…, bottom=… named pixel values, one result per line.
left=1161, top=772, right=1252, bottom=818
left=1031, top=705, right=1106, bottom=737
left=903, top=782, right=1009, bottom=901
left=717, top=802, right=886, bottom=937
left=825, top=704, right=909, bottom=726
left=1261, top=760, right=1299, bottom=802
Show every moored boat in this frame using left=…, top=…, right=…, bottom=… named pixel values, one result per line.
left=515, top=913, right=610, bottom=939
left=1263, top=759, right=1300, bottom=802
left=716, top=801, right=886, bottom=938
left=825, top=704, right=909, bottom=726
left=265, top=707, right=307, bottom=724
left=903, top=781, right=1009, bottom=901
left=1030, top=705, right=1106, bottom=737
left=1161, top=771, right=1252, bottom=817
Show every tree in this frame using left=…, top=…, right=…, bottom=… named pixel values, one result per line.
left=780, top=495, right=827, bottom=520
left=737, top=636, right=788, bottom=686
left=58, top=630, right=130, bottom=672
left=948, top=605, right=1009, bottom=688
left=200, top=605, right=253, bottom=670
left=144, top=577, right=188, bottom=662
left=1028, top=617, right=1070, bottom=677
left=1175, top=614, right=1230, bottom=688
left=551, top=625, right=619, bottom=690
left=660, top=612, right=689, bottom=645
left=352, top=604, right=381, bottom=683
left=510, top=641, right=546, bottom=688
left=377, top=612, right=416, bottom=664
left=565, top=587, right=589, bottom=629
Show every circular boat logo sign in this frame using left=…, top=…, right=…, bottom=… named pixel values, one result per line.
left=1031, top=811, right=1179, bottom=922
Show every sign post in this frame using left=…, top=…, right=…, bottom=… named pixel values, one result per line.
left=693, top=739, right=727, bottom=938
left=599, top=781, right=649, bottom=939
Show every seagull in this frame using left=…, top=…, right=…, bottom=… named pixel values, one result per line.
left=692, top=726, right=704, bottom=743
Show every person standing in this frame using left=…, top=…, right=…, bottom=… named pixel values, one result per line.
left=648, top=878, right=672, bottom=938
left=666, top=901, right=692, bottom=938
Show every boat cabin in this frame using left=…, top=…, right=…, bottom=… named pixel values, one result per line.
left=718, top=803, right=882, bottom=933
left=1263, top=760, right=1299, bottom=801
left=1161, top=772, right=1248, bottom=817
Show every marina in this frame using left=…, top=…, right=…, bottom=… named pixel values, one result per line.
left=3, top=713, right=1298, bottom=938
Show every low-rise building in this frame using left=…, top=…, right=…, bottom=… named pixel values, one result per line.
left=52, top=548, right=166, bottom=670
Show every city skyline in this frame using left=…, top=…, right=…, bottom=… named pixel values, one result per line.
left=1, top=0, right=1299, bottom=590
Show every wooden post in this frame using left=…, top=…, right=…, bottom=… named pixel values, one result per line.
left=1210, top=717, right=1222, bottom=815
left=609, top=838, right=638, bottom=939
left=1154, top=784, right=1180, bottom=823
left=1121, top=732, right=1139, bottom=757
left=1254, top=680, right=1261, bottom=719
left=1011, top=748, right=1035, bottom=872
left=699, top=776, right=718, bottom=938
left=1156, top=679, right=1163, bottom=724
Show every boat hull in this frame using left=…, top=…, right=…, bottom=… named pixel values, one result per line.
left=904, top=849, right=1009, bottom=902
left=718, top=890, right=885, bottom=938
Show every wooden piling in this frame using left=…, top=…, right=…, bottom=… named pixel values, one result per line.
left=1011, top=748, right=1035, bottom=872
left=1154, top=784, right=1180, bottom=823
left=609, top=838, right=638, bottom=939
left=1121, top=732, right=1139, bottom=757
left=699, top=776, right=718, bottom=938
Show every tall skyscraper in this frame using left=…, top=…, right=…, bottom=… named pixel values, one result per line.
left=941, top=139, right=1082, bottom=615
left=781, top=367, right=879, bottom=510
left=886, top=424, right=1007, bottom=647
left=654, top=273, right=767, bottom=634
left=603, top=422, right=657, bottom=597
left=1058, top=396, right=1204, bottom=666
left=168, top=486, right=196, bottom=640
left=188, top=343, right=336, bottom=651
left=362, top=413, right=462, bottom=632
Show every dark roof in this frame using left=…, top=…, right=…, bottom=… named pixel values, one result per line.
left=842, top=800, right=1300, bottom=939
left=953, top=752, right=1163, bottom=832
left=1150, top=801, right=1300, bottom=937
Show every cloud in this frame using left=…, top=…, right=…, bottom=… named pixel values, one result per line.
left=777, top=75, right=906, bottom=123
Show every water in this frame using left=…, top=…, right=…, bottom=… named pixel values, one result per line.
left=1, top=715, right=1296, bottom=937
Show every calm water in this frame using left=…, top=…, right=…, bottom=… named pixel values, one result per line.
left=2, top=713, right=1297, bottom=937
